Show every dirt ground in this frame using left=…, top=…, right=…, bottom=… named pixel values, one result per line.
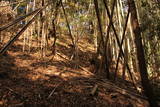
left=0, top=36, right=149, bottom=107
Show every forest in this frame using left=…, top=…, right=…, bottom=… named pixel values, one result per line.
left=0, top=0, right=159, bottom=107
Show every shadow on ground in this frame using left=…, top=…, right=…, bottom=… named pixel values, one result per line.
left=0, top=41, right=149, bottom=107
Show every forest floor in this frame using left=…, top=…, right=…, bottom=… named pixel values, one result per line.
left=0, top=35, right=149, bottom=107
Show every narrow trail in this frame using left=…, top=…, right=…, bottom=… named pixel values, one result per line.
left=0, top=37, right=148, bottom=107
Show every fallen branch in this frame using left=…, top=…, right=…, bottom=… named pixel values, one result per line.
left=5, top=87, right=27, bottom=100
left=97, top=79, right=147, bottom=100
left=57, top=52, right=70, bottom=61
left=57, top=52, right=94, bottom=75
left=79, top=65, right=94, bottom=76
left=90, top=84, right=98, bottom=96
left=47, top=82, right=62, bottom=99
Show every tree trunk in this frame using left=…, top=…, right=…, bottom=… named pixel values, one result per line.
left=128, top=0, right=158, bottom=106
left=94, top=0, right=110, bottom=78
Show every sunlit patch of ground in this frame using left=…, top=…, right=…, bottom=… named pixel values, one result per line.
left=0, top=35, right=149, bottom=107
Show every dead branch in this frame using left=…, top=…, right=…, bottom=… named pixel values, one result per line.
left=96, top=79, right=148, bottom=100
left=0, top=1, right=52, bottom=55
left=5, top=87, right=26, bottom=100
left=0, top=8, right=40, bottom=32
left=0, top=9, right=41, bottom=55
left=47, top=82, right=62, bottom=99
left=79, top=65, right=94, bottom=76
left=0, top=0, right=27, bottom=7
left=90, top=84, right=98, bottom=96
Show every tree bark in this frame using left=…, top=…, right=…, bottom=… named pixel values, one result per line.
left=128, top=0, right=158, bottom=106
left=94, top=0, right=110, bottom=78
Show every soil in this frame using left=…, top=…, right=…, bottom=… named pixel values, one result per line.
left=0, top=36, right=149, bottom=107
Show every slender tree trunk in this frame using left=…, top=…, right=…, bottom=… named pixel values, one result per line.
left=129, top=15, right=138, bottom=74
left=60, top=0, right=74, bottom=46
left=94, top=0, right=110, bottom=78
left=128, top=0, right=158, bottom=106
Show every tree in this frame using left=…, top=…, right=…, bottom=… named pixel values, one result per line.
left=128, top=0, right=158, bottom=106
